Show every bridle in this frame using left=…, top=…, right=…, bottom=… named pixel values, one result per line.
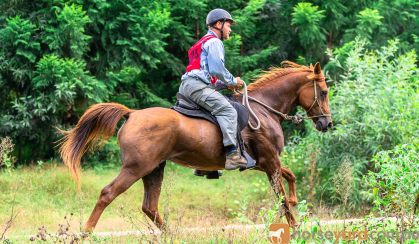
left=304, top=78, right=331, bottom=119
left=239, top=76, right=331, bottom=130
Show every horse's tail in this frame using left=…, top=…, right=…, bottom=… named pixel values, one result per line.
left=59, top=103, right=133, bottom=188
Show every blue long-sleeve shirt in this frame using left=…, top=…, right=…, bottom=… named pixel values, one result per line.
left=182, top=30, right=237, bottom=86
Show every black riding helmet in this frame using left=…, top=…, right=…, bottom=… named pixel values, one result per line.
left=206, top=9, right=234, bottom=41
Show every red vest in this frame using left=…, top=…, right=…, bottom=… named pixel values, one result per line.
left=186, top=34, right=217, bottom=84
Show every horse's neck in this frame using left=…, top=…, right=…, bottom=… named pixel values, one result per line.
left=248, top=72, right=308, bottom=119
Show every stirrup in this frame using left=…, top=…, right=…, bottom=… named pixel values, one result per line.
left=193, top=170, right=222, bottom=179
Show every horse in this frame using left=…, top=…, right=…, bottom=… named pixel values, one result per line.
left=59, top=61, right=332, bottom=232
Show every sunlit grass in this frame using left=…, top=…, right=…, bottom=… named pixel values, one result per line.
left=0, top=162, right=272, bottom=238
left=3, top=162, right=414, bottom=243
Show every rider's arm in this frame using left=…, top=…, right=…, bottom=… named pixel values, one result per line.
left=214, top=80, right=228, bottom=90
left=206, top=39, right=237, bottom=86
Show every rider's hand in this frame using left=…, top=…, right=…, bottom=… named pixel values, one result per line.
left=235, top=77, right=244, bottom=89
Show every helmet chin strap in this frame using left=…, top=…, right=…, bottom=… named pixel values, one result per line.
left=212, top=18, right=226, bottom=41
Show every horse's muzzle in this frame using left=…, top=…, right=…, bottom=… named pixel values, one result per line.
left=316, top=117, right=333, bottom=132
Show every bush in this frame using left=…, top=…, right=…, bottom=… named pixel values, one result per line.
left=283, top=39, right=418, bottom=210
left=0, top=137, right=16, bottom=170
left=366, top=143, right=419, bottom=217
left=84, top=137, right=121, bottom=172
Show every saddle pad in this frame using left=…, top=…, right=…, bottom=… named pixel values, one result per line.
left=172, top=93, right=249, bottom=131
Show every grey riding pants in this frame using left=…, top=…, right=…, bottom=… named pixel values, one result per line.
left=179, top=76, right=237, bottom=147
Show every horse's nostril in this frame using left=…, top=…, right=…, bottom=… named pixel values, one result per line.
left=328, top=122, right=333, bottom=128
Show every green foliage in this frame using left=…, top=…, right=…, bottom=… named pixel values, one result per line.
left=360, top=143, right=419, bottom=243
left=84, top=137, right=121, bottom=171
left=356, top=8, right=383, bottom=37
left=0, top=0, right=418, bottom=236
left=224, top=35, right=277, bottom=80
left=0, top=0, right=417, bottom=168
left=0, top=16, right=40, bottom=64
left=324, top=41, right=356, bottom=81
left=0, top=54, right=108, bottom=160
left=291, top=2, right=326, bottom=47
left=106, top=66, right=171, bottom=108
left=283, top=39, right=418, bottom=208
left=345, top=8, right=383, bottom=41
left=0, top=137, right=16, bottom=171
left=117, top=1, right=171, bottom=69
left=232, top=0, right=266, bottom=39
left=33, top=55, right=108, bottom=104
left=366, top=143, right=419, bottom=216
left=84, top=0, right=172, bottom=71
left=319, top=0, right=348, bottom=40
left=0, top=16, right=40, bottom=87
left=375, top=0, right=419, bottom=52
left=45, top=4, right=91, bottom=59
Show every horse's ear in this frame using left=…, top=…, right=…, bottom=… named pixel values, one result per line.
left=314, top=62, right=322, bottom=74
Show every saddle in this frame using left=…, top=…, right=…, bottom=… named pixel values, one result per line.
left=173, top=93, right=249, bottom=131
left=172, top=93, right=256, bottom=178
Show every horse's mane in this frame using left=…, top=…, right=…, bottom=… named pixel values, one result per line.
left=247, top=61, right=314, bottom=91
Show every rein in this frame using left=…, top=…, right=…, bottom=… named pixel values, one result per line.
left=239, top=79, right=330, bottom=131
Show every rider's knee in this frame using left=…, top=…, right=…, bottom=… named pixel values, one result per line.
left=216, top=104, right=237, bottom=118
left=228, top=106, right=238, bottom=119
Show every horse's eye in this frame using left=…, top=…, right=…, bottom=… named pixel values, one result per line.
left=321, top=90, right=328, bottom=96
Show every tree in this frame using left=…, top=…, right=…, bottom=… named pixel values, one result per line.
left=0, top=0, right=417, bottom=164
left=291, top=2, right=326, bottom=52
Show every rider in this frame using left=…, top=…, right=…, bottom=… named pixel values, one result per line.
left=179, top=8, right=247, bottom=170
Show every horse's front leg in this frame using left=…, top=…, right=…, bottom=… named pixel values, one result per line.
left=262, top=158, right=297, bottom=227
left=281, top=167, right=297, bottom=206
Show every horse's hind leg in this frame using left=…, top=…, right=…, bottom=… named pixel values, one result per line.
left=142, top=161, right=166, bottom=229
left=84, top=164, right=152, bottom=232
left=281, top=167, right=297, bottom=206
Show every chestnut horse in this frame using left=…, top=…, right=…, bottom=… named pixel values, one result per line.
left=60, top=61, right=332, bottom=232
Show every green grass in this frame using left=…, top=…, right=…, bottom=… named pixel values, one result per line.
left=2, top=163, right=417, bottom=243
left=0, top=162, right=274, bottom=239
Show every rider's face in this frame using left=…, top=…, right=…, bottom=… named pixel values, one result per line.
left=222, top=21, right=232, bottom=39
left=214, top=21, right=232, bottom=40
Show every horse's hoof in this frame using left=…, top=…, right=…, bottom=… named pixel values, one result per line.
left=290, top=222, right=299, bottom=228
left=79, top=231, right=91, bottom=240
left=81, top=227, right=93, bottom=239
left=289, top=200, right=298, bottom=207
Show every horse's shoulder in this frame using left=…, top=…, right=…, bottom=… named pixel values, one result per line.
left=244, top=121, right=284, bottom=154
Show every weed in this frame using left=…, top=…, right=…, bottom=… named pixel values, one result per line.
left=0, top=137, right=15, bottom=171
left=0, top=204, right=18, bottom=243
left=29, top=214, right=81, bottom=243
left=333, top=158, right=354, bottom=213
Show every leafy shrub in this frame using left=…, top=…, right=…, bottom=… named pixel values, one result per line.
left=1, top=55, right=108, bottom=157
left=283, top=39, right=418, bottom=209
left=106, top=66, right=171, bottom=108
left=344, top=8, right=383, bottom=41
left=84, top=137, right=121, bottom=172
left=0, top=0, right=418, bottom=166
left=45, top=4, right=91, bottom=59
left=291, top=2, right=326, bottom=47
left=366, top=143, right=418, bottom=217
left=0, top=137, right=16, bottom=170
